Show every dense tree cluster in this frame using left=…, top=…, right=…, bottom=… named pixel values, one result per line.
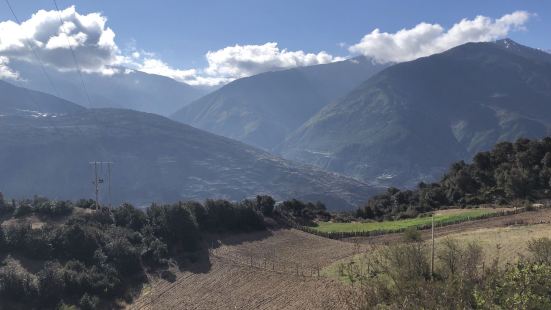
left=0, top=195, right=267, bottom=309
left=275, top=199, right=330, bottom=225
left=358, top=138, right=551, bottom=220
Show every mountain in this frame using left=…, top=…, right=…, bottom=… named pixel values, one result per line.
left=281, top=39, right=551, bottom=187
left=6, top=60, right=207, bottom=116
left=0, top=79, right=85, bottom=116
left=171, top=57, right=389, bottom=151
left=0, top=81, right=377, bottom=210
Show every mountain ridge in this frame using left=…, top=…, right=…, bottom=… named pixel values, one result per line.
left=0, top=81, right=377, bottom=210
left=281, top=39, right=551, bottom=187
left=172, top=56, right=389, bottom=151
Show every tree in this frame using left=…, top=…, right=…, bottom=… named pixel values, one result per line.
left=255, top=195, right=275, bottom=216
left=113, top=203, right=146, bottom=231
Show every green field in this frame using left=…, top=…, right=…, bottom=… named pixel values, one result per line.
left=314, top=209, right=498, bottom=233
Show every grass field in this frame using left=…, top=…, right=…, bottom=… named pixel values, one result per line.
left=314, top=208, right=499, bottom=233
left=322, top=223, right=551, bottom=281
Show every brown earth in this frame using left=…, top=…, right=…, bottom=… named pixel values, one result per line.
left=129, top=229, right=359, bottom=310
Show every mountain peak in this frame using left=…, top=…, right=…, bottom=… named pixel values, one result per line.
left=494, top=38, right=521, bottom=49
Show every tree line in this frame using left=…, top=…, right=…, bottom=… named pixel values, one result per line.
left=357, top=137, right=551, bottom=220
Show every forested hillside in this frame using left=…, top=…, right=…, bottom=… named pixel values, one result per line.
left=358, top=137, right=551, bottom=220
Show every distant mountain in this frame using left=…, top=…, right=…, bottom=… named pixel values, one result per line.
left=281, top=39, right=551, bottom=187
left=6, top=60, right=207, bottom=116
left=0, top=81, right=377, bottom=210
left=171, top=57, right=389, bottom=151
left=0, top=79, right=84, bottom=116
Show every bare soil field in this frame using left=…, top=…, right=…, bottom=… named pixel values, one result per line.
left=129, top=229, right=360, bottom=310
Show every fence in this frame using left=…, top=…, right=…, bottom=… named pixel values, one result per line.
left=208, top=248, right=323, bottom=278
left=294, top=204, right=550, bottom=240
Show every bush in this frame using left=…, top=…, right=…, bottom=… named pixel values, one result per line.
left=113, top=203, right=146, bottom=231
left=35, top=200, right=73, bottom=217
left=403, top=228, right=422, bottom=242
left=13, top=203, right=32, bottom=218
left=255, top=195, right=275, bottom=216
left=37, top=261, right=66, bottom=304
left=527, top=237, right=551, bottom=265
left=147, top=204, right=200, bottom=250
left=79, top=293, right=100, bottom=310
left=0, top=260, right=38, bottom=301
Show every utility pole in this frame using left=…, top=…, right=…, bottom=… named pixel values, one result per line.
left=107, top=162, right=112, bottom=208
left=92, top=161, right=99, bottom=209
left=431, top=213, right=435, bottom=280
left=89, top=161, right=113, bottom=210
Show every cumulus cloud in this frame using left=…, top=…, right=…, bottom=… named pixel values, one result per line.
left=203, top=42, right=342, bottom=79
left=0, top=6, right=119, bottom=73
left=349, top=11, right=531, bottom=63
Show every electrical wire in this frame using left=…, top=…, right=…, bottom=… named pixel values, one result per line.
left=52, top=0, right=93, bottom=108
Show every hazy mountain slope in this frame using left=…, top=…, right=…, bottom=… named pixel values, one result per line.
left=0, top=79, right=85, bottom=116
left=0, top=83, right=376, bottom=210
left=6, top=60, right=207, bottom=116
left=281, top=40, right=551, bottom=187
left=171, top=57, right=388, bottom=150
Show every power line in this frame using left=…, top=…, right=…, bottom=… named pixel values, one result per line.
left=52, top=0, right=93, bottom=108
left=4, top=0, right=60, bottom=98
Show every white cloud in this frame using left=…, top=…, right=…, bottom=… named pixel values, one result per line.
left=203, top=42, right=342, bottom=79
left=349, top=11, right=531, bottom=63
left=137, top=58, right=197, bottom=81
left=0, top=56, right=19, bottom=80
left=0, top=6, right=119, bottom=73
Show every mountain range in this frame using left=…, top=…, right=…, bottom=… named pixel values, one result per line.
left=0, top=80, right=376, bottom=209
left=280, top=39, right=551, bottom=187
left=8, top=59, right=207, bottom=116
left=171, top=56, right=388, bottom=150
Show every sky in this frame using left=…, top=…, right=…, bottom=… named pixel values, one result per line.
left=0, top=0, right=550, bottom=86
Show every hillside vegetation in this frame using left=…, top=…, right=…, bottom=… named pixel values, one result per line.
left=0, top=194, right=267, bottom=309
left=315, top=208, right=497, bottom=233
left=357, top=137, right=551, bottom=220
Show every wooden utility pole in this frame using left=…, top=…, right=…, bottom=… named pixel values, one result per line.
left=107, top=162, right=112, bottom=208
left=89, top=161, right=113, bottom=209
left=431, top=213, right=435, bottom=280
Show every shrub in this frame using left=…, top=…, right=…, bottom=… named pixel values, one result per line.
left=79, top=293, right=100, bottom=310
left=13, top=203, right=32, bottom=218
left=527, top=237, right=551, bottom=265
left=0, top=260, right=38, bottom=301
left=255, top=195, right=275, bottom=216
left=113, top=203, right=146, bottom=231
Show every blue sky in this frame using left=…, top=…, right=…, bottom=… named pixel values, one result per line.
left=1, top=0, right=550, bottom=85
